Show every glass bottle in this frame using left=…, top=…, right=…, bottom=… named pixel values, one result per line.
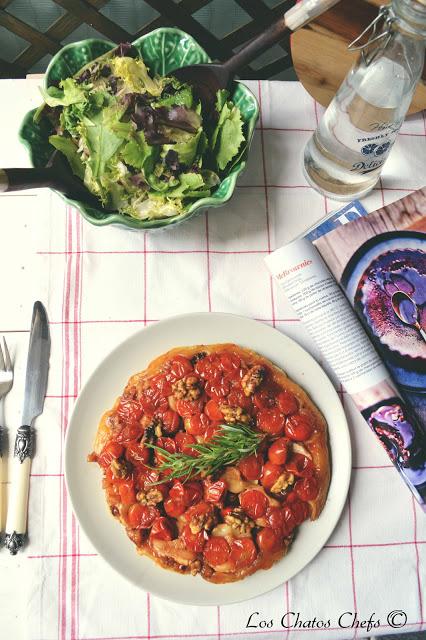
left=303, top=0, right=426, bottom=200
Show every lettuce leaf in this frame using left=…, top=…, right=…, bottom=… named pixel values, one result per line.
left=154, top=85, right=193, bottom=109
left=110, top=57, right=163, bottom=96
left=161, top=129, right=202, bottom=167
left=81, top=111, right=124, bottom=178
left=121, top=131, right=156, bottom=173
left=48, top=135, right=85, bottom=180
left=41, top=78, right=86, bottom=107
left=215, top=105, right=244, bottom=171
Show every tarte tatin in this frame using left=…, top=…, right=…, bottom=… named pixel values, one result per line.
left=89, top=344, right=330, bottom=583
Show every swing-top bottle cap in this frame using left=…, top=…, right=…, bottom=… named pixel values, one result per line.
left=392, top=0, right=426, bottom=36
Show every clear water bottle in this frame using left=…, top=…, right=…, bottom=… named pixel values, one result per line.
left=303, top=0, right=426, bottom=200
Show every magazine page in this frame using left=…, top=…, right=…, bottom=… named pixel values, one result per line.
left=265, top=203, right=426, bottom=509
left=313, top=188, right=426, bottom=427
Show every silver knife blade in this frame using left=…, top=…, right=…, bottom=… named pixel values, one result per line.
left=21, top=301, right=51, bottom=426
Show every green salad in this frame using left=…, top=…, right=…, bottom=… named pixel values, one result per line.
left=35, top=43, right=246, bottom=220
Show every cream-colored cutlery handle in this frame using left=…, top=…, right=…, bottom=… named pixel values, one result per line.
left=285, top=0, right=341, bottom=31
left=4, top=426, right=34, bottom=554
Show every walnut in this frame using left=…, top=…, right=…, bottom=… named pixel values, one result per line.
left=136, top=488, right=163, bottom=506
left=111, top=458, right=133, bottom=479
left=219, top=404, right=251, bottom=425
left=224, top=507, right=255, bottom=535
left=141, top=417, right=162, bottom=444
left=241, top=365, right=265, bottom=396
left=172, top=375, right=202, bottom=401
left=270, top=472, right=295, bottom=494
left=189, top=510, right=216, bottom=534
left=189, top=559, right=202, bottom=575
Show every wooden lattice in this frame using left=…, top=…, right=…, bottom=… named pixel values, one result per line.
left=0, top=0, right=295, bottom=79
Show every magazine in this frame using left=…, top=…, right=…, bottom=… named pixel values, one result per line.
left=265, top=189, right=426, bottom=511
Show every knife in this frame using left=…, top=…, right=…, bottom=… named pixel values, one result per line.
left=4, top=301, right=50, bottom=554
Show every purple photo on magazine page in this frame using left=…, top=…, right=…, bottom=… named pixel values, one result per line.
left=313, top=188, right=426, bottom=505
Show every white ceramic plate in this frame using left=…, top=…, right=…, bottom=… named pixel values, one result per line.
left=65, top=312, right=351, bottom=605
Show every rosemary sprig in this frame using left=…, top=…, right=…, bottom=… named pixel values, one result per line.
left=146, top=423, right=264, bottom=483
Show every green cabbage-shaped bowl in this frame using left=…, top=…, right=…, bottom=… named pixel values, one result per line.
left=19, top=29, right=259, bottom=230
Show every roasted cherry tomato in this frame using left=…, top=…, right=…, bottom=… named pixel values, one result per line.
left=204, top=423, right=223, bottom=441
left=205, top=399, right=223, bottom=422
left=117, top=398, right=144, bottom=424
left=175, top=397, right=205, bottom=418
left=219, top=351, right=241, bottom=374
left=277, top=390, right=298, bottom=416
left=287, top=496, right=310, bottom=525
left=260, top=462, right=283, bottom=490
left=266, top=505, right=296, bottom=536
left=175, top=431, right=198, bottom=456
left=181, top=524, right=208, bottom=553
left=204, top=479, right=227, bottom=503
left=140, top=386, right=169, bottom=414
left=256, top=527, right=281, bottom=553
left=230, top=537, right=257, bottom=568
left=185, top=412, right=210, bottom=436
left=240, top=489, right=269, bottom=519
left=204, top=374, right=231, bottom=400
left=294, top=477, right=319, bottom=501
left=159, top=409, right=181, bottom=434
left=227, top=389, right=253, bottom=412
left=150, top=516, right=175, bottom=541
left=257, top=407, right=285, bottom=435
left=150, top=373, right=173, bottom=397
left=118, top=481, right=137, bottom=505
left=268, top=437, right=289, bottom=465
left=203, top=537, right=231, bottom=566
left=194, top=354, right=220, bottom=380
left=125, top=441, right=150, bottom=466
left=238, top=454, right=262, bottom=481
left=184, top=501, right=214, bottom=524
left=169, top=481, right=203, bottom=507
left=164, top=497, right=186, bottom=518
left=285, top=413, right=314, bottom=441
left=154, top=437, right=176, bottom=468
left=163, top=356, right=193, bottom=383
left=286, top=453, right=314, bottom=477
left=115, top=422, right=143, bottom=444
left=127, top=504, right=159, bottom=529
left=253, top=387, right=277, bottom=410
left=98, top=441, right=124, bottom=468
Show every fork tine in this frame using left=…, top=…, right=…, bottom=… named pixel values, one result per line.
left=3, top=337, right=12, bottom=372
left=0, top=339, right=4, bottom=371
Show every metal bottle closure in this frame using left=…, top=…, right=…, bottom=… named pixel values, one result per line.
left=348, top=6, right=397, bottom=66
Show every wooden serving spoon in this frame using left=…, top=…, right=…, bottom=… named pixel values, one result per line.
left=173, top=0, right=342, bottom=107
left=0, top=151, right=102, bottom=208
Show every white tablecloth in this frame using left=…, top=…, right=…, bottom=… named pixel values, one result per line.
left=0, top=79, right=425, bottom=640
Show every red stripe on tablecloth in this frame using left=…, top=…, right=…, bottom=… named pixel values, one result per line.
left=29, top=553, right=98, bottom=559
left=37, top=249, right=271, bottom=255
left=147, top=592, right=151, bottom=639
left=348, top=495, right=358, bottom=640
left=412, top=497, right=424, bottom=631
left=77, top=214, right=84, bottom=640
left=258, top=80, right=276, bottom=328
left=285, top=581, right=290, bottom=640
left=206, top=214, right=212, bottom=312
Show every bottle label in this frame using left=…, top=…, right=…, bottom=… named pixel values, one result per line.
left=350, top=118, right=404, bottom=174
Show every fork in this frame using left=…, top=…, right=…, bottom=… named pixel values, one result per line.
left=0, top=338, right=14, bottom=535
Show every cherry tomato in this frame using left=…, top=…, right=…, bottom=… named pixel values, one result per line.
left=277, top=390, right=298, bottom=416
left=238, top=454, right=262, bottom=481
left=185, top=412, right=210, bottom=436
left=118, top=481, right=136, bottom=505
left=154, top=437, right=176, bottom=466
left=256, top=527, right=281, bottom=553
left=260, top=462, right=283, bottom=490
left=150, top=373, right=173, bottom=397
left=240, top=489, right=269, bottom=519
left=287, top=496, right=310, bottom=525
left=150, top=516, right=175, bottom=541
left=163, top=356, right=193, bottom=383
left=227, top=389, right=253, bottom=412
left=204, top=423, right=223, bottom=441
left=184, top=501, right=214, bottom=524
left=194, top=354, right=220, bottom=379
left=127, top=504, right=159, bottom=529
left=204, top=480, right=226, bottom=503
left=257, top=407, right=285, bottom=435
left=219, top=351, right=241, bottom=373
left=205, top=399, right=223, bottom=422
left=175, top=397, right=205, bottom=418
left=285, top=413, right=314, bottom=441
left=294, top=477, right=319, bottom=501
left=140, top=386, right=169, bottom=414
left=164, top=497, right=186, bottom=518
left=175, top=431, right=198, bottom=456
left=170, top=481, right=202, bottom=507
left=181, top=524, right=208, bottom=553
left=286, top=453, right=314, bottom=477
left=98, top=442, right=124, bottom=468
left=125, top=441, right=150, bottom=466
left=159, top=409, right=181, bottom=434
left=204, top=374, right=231, bottom=400
left=268, top=438, right=289, bottom=465
left=117, top=399, right=144, bottom=424
left=230, top=538, right=257, bottom=568
left=266, top=506, right=296, bottom=536
left=203, top=537, right=231, bottom=566
left=254, top=387, right=277, bottom=410
left=115, top=422, right=143, bottom=444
